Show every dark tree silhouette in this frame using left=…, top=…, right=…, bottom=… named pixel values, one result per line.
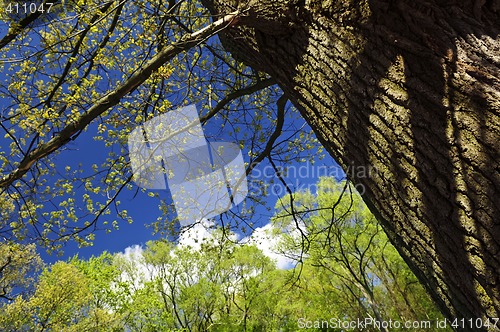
left=202, top=0, right=500, bottom=327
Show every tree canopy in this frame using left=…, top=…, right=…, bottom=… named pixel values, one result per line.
left=0, top=178, right=447, bottom=331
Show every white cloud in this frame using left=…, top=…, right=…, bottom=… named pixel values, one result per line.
left=177, top=218, right=215, bottom=250
left=114, top=245, right=151, bottom=291
left=123, top=244, right=143, bottom=260
left=120, top=220, right=294, bottom=270
left=241, top=223, right=295, bottom=270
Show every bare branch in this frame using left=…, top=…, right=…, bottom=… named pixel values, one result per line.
left=246, top=93, right=286, bottom=175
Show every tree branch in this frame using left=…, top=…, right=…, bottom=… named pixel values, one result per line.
left=201, top=77, right=275, bottom=125
left=0, top=0, right=55, bottom=50
left=245, top=93, right=286, bottom=175
left=0, top=9, right=242, bottom=190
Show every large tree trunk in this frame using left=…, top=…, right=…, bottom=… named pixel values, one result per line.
left=202, top=0, right=500, bottom=327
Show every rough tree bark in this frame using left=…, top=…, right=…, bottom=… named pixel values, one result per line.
left=202, top=0, right=500, bottom=327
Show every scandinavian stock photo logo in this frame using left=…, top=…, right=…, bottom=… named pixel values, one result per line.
left=127, top=104, right=248, bottom=227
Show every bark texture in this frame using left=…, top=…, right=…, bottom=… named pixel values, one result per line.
left=202, top=0, right=500, bottom=327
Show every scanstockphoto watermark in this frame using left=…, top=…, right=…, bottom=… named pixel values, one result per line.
left=297, top=317, right=453, bottom=330
left=247, top=162, right=378, bottom=197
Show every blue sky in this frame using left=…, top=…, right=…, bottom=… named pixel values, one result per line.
left=0, top=14, right=346, bottom=266
left=35, top=103, right=345, bottom=265
left=0, top=95, right=345, bottom=265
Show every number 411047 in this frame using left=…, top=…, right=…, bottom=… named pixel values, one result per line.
left=5, top=2, right=54, bottom=15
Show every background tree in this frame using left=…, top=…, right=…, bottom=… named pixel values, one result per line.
left=0, top=242, right=42, bottom=302
left=201, top=0, right=500, bottom=325
left=0, top=251, right=127, bottom=331
left=0, top=261, right=91, bottom=331
left=0, top=211, right=447, bottom=331
left=69, top=253, right=128, bottom=330
left=272, top=177, right=446, bottom=331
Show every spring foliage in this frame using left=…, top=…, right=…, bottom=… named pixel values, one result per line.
left=0, top=178, right=446, bottom=331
